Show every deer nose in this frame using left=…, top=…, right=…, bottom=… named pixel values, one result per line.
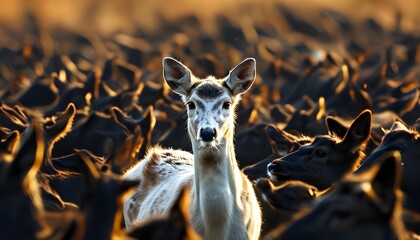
left=200, top=128, right=216, bottom=142
left=267, top=162, right=279, bottom=173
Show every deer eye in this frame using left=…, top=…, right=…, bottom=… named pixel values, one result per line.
left=186, top=102, right=196, bottom=110
left=313, top=149, right=326, bottom=158
left=222, top=102, right=231, bottom=109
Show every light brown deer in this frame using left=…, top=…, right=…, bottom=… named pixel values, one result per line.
left=123, top=57, right=262, bottom=240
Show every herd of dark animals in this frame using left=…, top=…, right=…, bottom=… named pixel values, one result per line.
left=0, top=2, right=419, bottom=240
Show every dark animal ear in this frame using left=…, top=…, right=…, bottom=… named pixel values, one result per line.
left=371, top=151, right=401, bottom=214
left=163, top=57, right=193, bottom=96
left=308, top=96, right=325, bottom=120
left=224, top=58, right=256, bottom=95
left=0, top=130, right=20, bottom=163
left=266, top=124, right=300, bottom=143
left=44, top=103, right=76, bottom=144
left=414, top=118, right=420, bottom=132
left=77, top=149, right=101, bottom=181
left=389, top=121, right=409, bottom=132
left=266, top=125, right=283, bottom=142
left=110, top=107, right=132, bottom=134
left=267, top=125, right=294, bottom=152
left=326, top=116, right=348, bottom=139
left=10, top=122, right=43, bottom=177
left=139, top=106, right=156, bottom=138
left=339, top=110, right=371, bottom=153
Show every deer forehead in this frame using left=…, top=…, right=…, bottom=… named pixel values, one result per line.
left=188, top=82, right=233, bottom=106
left=194, top=81, right=224, bottom=98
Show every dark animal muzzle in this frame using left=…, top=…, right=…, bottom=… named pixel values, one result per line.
left=268, top=161, right=292, bottom=181
left=267, top=161, right=279, bottom=173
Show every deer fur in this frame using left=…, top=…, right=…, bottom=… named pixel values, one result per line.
left=123, top=57, right=262, bottom=240
left=267, top=110, right=372, bottom=191
left=272, top=151, right=409, bottom=240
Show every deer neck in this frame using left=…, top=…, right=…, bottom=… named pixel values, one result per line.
left=190, top=133, right=242, bottom=239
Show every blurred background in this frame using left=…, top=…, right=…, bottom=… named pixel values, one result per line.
left=0, top=0, right=419, bottom=150
left=1, top=0, right=419, bottom=39
left=0, top=0, right=419, bottom=145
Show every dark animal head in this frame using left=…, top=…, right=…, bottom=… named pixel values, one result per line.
left=52, top=109, right=130, bottom=158
left=274, top=151, right=407, bottom=240
left=43, top=103, right=76, bottom=161
left=236, top=123, right=273, bottom=168
left=242, top=153, right=281, bottom=181
left=241, top=125, right=312, bottom=181
left=357, top=121, right=420, bottom=214
left=255, top=178, right=318, bottom=219
left=77, top=150, right=140, bottom=240
left=0, top=103, right=30, bottom=133
left=126, top=187, right=202, bottom=240
left=0, top=122, right=44, bottom=239
left=268, top=110, right=371, bottom=190
left=266, top=124, right=312, bottom=156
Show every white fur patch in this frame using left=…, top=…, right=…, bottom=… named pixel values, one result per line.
left=123, top=147, right=194, bottom=227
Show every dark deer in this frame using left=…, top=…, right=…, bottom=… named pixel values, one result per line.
left=356, top=121, right=420, bottom=233
left=0, top=103, right=76, bottom=239
left=270, top=151, right=409, bottom=240
left=0, top=124, right=43, bottom=239
left=268, top=110, right=372, bottom=191
left=255, top=178, right=319, bottom=222
left=242, top=124, right=312, bottom=181
left=41, top=150, right=140, bottom=240
left=126, top=187, right=202, bottom=240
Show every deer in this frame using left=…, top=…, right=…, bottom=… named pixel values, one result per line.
left=0, top=103, right=76, bottom=239
left=255, top=178, right=319, bottom=219
left=267, top=109, right=372, bottom=191
left=123, top=57, right=262, bottom=240
left=269, top=151, right=409, bottom=240
left=242, top=124, right=313, bottom=181
left=126, top=187, right=202, bottom=240
left=356, top=121, right=420, bottom=234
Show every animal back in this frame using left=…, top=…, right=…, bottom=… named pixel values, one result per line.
left=123, top=147, right=194, bottom=227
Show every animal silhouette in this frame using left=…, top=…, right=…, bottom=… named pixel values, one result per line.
left=268, top=110, right=371, bottom=191
left=271, top=151, right=408, bottom=240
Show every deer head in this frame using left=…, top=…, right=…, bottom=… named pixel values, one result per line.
left=163, top=57, right=256, bottom=149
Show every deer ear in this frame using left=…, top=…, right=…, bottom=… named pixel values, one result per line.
left=267, top=125, right=299, bottom=146
left=339, top=110, right=371, bottom=153
left=371, top=151, right=401, bottom=214
left=44, top=103, right=76, bottom=144
left=163, top=57, right=193, bottom=96
left=390, top=121, right=409, bottom=132
left=10, top=122, right=41, bottom=176
left=266, top=125, right=283, bottom=142
left=0, top=130, right=20, bottom=163
left=326, top=116, right=348, bottom=139
left=139, top=106, right=156, bottom=137
left=225, top=58, right=256, bottom=95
